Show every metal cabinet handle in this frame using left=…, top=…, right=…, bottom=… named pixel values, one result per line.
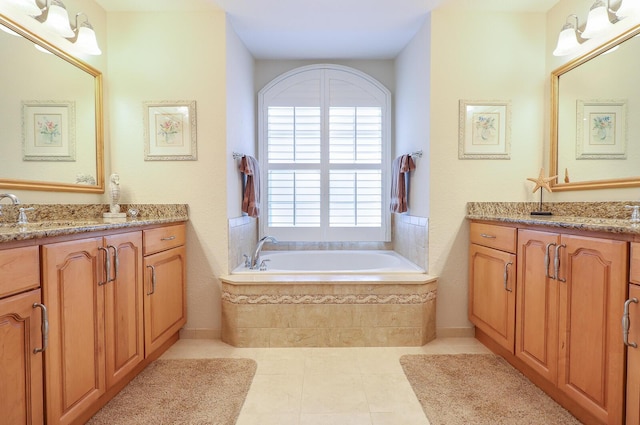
left=161, top=236, right=176, bottom=241
left=32, top=303, right=48, bottom=354
left=623, top=297, right=639, bottom=348
left=544, top=242, right=557, bottom=279
left=98, top=246, right=110, bottom=285
left=554, top=244, right=566, bottom=283
left=503, top=261, right=513, bottom=292
left=108, top=245, right=119, bottom=281
left=146, top=265, right=157, bottom=295
left=480, top=233, right=496, bottom=239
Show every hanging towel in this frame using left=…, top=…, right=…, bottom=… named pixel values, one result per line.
left=390, top=154, right=415, bottom=213
left=239, top=155, right=260, bottom=218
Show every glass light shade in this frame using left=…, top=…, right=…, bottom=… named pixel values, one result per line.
left=616, top=0, right=640, bottom=18
left=6, top=0, right=41, bottom=16
left=73, top=23, right=101, bottom=55
left=553, top=25, right=581, bottom=56
left=582, top=1, right=614, bottom=39
left=41, top=0, right=74, bottom=38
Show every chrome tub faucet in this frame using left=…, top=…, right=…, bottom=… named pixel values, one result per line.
left=251, top=236, right=278, bottom=269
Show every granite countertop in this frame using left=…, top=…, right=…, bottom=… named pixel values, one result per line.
left=0, top=204, right=188, bottom=243
left=467, top=201, right=640, bottom=235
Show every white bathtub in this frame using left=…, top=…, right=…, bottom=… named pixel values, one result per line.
left=232, top=250, right=424, bottom=274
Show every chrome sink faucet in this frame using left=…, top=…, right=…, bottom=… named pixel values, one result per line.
left=0, top=193, right=20, bottom=217
left=251, top=236, right=278, bottom=269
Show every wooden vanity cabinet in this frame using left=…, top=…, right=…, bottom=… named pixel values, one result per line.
left=468, top=222, right=517, bottom=353
left=41, top=231, right=143, bottom=425
left=556, top=234, right=626, bottom=425
left=143, top=224, right=186, bottom=356
left=626, top=244, right=640, bottom=425
left=0, top=246, right=43, bottom=425
left=515, top=229, right=560, bottom=384
left=472, top=222, right=628, bottom=425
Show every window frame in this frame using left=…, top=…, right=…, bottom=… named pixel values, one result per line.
left=258, top=64, right=391, bottom=242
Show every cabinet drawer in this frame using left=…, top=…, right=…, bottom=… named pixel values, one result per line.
left=143, top=224, right=185, bottom=256
left=0, top=246, right=40, bottom=298
left=470, top=222, right=517, bottom=253
left=631, top=243, right=640, bottom=284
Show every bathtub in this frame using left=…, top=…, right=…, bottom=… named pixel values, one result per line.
left=220, top=250, right=437, bottom=348
left=232, top=250, right=425, bottom=274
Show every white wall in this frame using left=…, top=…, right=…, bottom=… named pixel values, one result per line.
left=226, top=23, right=256, bottom=219
left=394, top=16, right=431, bottom=218
left=107, top=9, right=228, bottom=335
left=254, top=59, right=396, bottom=96
left=429, top=9, right=548, bottom=333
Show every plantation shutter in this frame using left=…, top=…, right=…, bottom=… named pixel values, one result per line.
left=259, top=65, right=390, bottom=242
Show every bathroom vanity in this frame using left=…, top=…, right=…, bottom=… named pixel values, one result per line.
left=467, top=202, right=640, bottom=425
left=0, top=204, right=187, bottom=425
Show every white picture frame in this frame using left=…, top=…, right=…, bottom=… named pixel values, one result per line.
left=458, top=100, right=511, bottom=159
left=576, top=99, right=627, bottom=159
left=143, top=100, right=197, bottom=161
left=22, top=100, right=76, bottom=161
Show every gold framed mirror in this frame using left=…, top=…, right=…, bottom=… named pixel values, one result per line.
left=551, top=23, right=640, bottom=191
left=0, top=13, right=104, bottom=193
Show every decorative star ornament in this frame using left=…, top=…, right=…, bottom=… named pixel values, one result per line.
left=527, top=168, right=557, bottom=193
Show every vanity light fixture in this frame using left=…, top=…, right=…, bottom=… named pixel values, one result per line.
left=581, top=0, right=615, bottom=39
left=36, top=0, right=74, bottom=38
left=69, top=13, right=101, bottom=55
left=553, top=14, right=582, bottom=56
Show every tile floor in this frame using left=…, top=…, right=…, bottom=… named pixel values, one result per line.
left=160, top=337, right=492, bottom=425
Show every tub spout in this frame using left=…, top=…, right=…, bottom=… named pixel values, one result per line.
left=251, top=236, right=278, bottom=269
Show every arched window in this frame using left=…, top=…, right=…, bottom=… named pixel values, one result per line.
left=258, top=64, right=391, bottom=242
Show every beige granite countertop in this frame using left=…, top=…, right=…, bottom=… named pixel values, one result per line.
left=0, top=204, right=188, bottom=243
left=467, top=201, right=640, bottom=235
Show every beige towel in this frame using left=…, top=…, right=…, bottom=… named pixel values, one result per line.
left=239, top=155, right=260, bottom=218
left=390, top=154, right=415, bottom=213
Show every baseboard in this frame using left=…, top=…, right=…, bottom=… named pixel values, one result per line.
left=179, top=328, right=220, bottom=339
left=436, top=327, right=475, bottom=338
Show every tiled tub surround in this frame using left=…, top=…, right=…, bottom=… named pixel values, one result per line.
left=392, top=213, right=428, bottom=270
left=227, top=213, right=427, bottom=271
left=220, top=274, right=437, bottom=348
left=0, top=203, right=188, bottom=242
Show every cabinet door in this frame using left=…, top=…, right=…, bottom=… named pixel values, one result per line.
left=627, top=284, right=640, bottom=425
left=0, top=289, right=43, bottom=425
left=557, top=235, right=626, bottom=425
left=516, top=230, right=560, bottom=383
left=144, top=245, right=186, bottom=355
left=469, top=243, right=516, bottom=353
left=104, top=232, right=144, bottom=389
left=42, top=238, right=105, bottom=425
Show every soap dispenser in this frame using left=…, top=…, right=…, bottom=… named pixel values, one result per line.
left=625, top=205, right=640, bottom=223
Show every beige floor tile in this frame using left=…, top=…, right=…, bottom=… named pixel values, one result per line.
left=162, top=336, right=483, bottom=425
left=370, top=411, right=430, bottom=425
left=304, top=352, right=361, bottom=375
left=354, top=348, right=406, bottom=374
left=299, top=413, right=373, bottom=425
left=241, top=374, right=304, bottom=414
left=362, top=373, right=424, bottom=413
left=301, top=374, right=369, bottom=414
left=235, top=412, right=300, bottom=425
left=258, top=356, right=306, bottom=375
